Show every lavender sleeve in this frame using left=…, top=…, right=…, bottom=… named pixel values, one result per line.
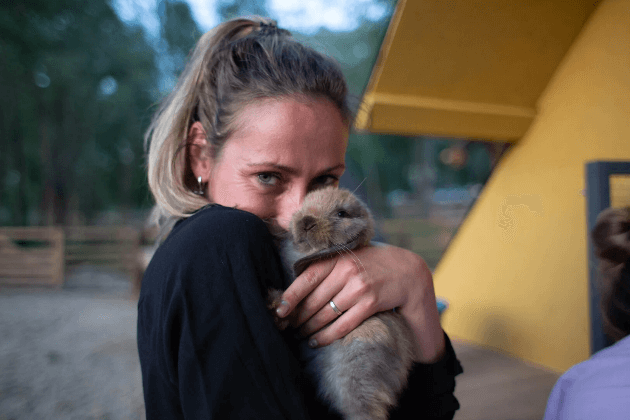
left=543, top=335, right=630, bottom=420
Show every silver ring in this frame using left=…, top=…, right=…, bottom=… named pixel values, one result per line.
left=329, top=300, right=343, bottom=316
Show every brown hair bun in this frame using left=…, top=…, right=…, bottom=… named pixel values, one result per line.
left=592, top=207, right=630, bottom=265
left=591, top=206, right=630, bottom=341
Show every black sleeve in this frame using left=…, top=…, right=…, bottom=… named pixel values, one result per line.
left=389, top=332, right=463, bottom=420
left=137, top=206, right=316, bottom=420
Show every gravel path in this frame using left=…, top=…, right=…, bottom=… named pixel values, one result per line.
left=0, top=268, right=145, bottom=420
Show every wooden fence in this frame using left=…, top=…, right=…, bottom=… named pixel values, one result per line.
left=2, top=220, right=454, bottom=288
left=0, top=226, right=142, bottom=288
left=0, top=227, right=65, bottom=287
left=64, top=226, right=140, bottom=275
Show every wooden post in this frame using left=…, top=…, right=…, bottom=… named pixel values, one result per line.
left=0, top=227, right=65, bottom=287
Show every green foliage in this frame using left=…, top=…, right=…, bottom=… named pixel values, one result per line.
left=0, top=0, right=159, bottom=225
left=218, top=0, right=267, bottom=21
left=0, top=0, right=493, bottom=226
left=159, top=1, right=202, bottom=73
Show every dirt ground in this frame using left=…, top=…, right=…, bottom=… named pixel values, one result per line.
left=0, top=266, right=559, bottom=420
left=0, top=267, right=145, bottom=420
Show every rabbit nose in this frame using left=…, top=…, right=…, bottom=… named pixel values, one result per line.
left=302, top=216, right=317, bottom=231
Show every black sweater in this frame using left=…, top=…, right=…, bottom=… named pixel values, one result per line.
left=137, top=205, right=462, bottom=419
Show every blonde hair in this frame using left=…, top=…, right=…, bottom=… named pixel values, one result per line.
left=145, top=16, right=349, bottom=223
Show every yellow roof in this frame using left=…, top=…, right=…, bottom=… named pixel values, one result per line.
left=355, top=0, right=599, bottom=141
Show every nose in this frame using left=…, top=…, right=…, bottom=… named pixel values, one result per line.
left=301, top=216, right=317, bottom=232
left=277, top=187, right=308, bottom=231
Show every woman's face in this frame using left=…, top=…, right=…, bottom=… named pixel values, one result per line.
left=198, top=96, right=349, bottom=231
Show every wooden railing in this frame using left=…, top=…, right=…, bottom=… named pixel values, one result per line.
left=0, top=226, right=142, bottom=288
left=0, top=227, right=65, bottom=287
left=64, top=226, right=140, bottom=275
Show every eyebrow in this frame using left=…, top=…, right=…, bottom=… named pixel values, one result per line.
left=246, top=162, right=346, bottom=175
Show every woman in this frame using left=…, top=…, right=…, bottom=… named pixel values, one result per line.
left=138, top=17, right=462, bottom=419
left=543, top=207, right=630, bottom=419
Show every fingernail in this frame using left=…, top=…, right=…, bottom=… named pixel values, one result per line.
left=276, top=300, right=289, bottom=317
left=308, top=338, right=318, bottom=348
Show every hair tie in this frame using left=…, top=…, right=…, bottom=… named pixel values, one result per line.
left=258, top=20, right=285, bottom=36
left=259, top=20, right=277, bottom=29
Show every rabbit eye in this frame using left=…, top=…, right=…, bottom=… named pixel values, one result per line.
left=337, top=210, right=350, bottom=218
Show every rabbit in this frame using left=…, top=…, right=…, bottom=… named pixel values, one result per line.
left=268, top=187, right=417, bottom=420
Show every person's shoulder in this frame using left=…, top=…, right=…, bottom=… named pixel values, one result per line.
left=559, top=335, right=630, bottom=391
left=583, top=335, right=630, bottom=380
left=591, top=334, right=630, bottom=362
left=546, top=336, right=630, bottom=419
left=168, top=205, right=273, bottom=251
left=183, top=204, right=269, bottom=235
left=145, top=205, right=273, bottom=271
left=141, top=205, right=278, bottom=295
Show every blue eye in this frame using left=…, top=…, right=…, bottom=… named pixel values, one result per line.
left=257, top=173, right=279, bottom=186
left=314, top=175, right=338, bottom=187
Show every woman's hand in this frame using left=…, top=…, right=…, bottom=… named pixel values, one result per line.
left=276, top=243, right=446, bottom=363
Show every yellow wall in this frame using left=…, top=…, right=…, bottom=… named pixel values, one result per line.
left=434, top=0, right=630, bottom=372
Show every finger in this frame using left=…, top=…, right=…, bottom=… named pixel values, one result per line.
left=299, top=291, right=353, bottom=336
left=299, top=263, right=376, bottom=334
left=293, top=273, right=345, bottom=327
left=277, top=257, right=337, bottom=318
left=307, top=300, right=374, bottom=348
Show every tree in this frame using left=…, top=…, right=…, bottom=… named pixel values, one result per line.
left=158, top=0, right=202, bottom=75
left=0, top=0, right=159, bottom=225
left=217, top=0, right=268, bottom=21
left=0, top=0, right=494, bottom=226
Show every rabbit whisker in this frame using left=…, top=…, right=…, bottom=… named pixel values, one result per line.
left=336, top=243, right=365, bottom=273
left=352, top=177, right=367, bottom=195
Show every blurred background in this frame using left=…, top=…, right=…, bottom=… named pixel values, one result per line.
left=9, top=0, right=602, bottom=419
left=6, top=0, right=630, bottom=419
left=0, top=0, right=501, bottom=269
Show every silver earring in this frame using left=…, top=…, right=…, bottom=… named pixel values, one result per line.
left=194, top=176, right=205, bottom=196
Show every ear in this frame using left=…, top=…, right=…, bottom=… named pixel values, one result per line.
left=188, top=121, right=212, bottom=181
